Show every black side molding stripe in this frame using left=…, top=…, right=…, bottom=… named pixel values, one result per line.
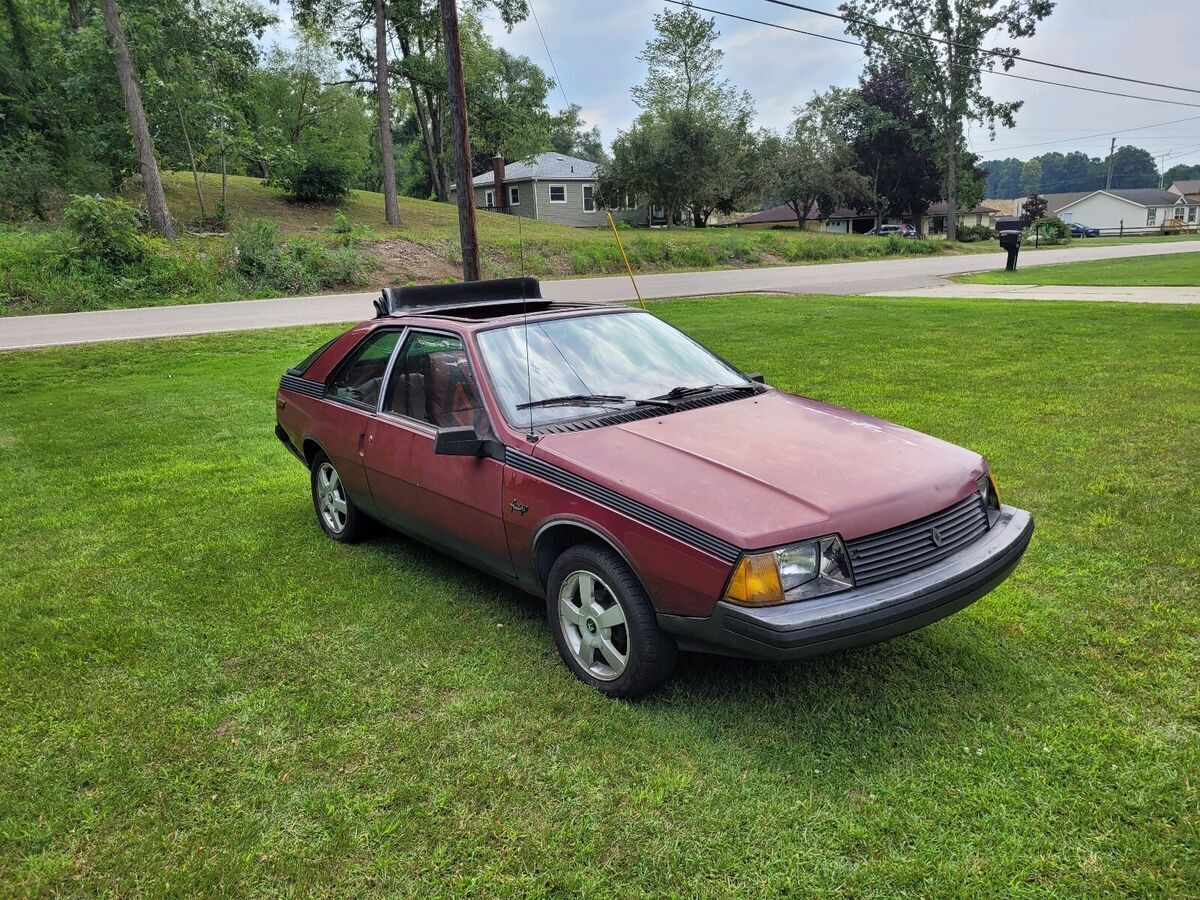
left=279, top=373, right=326, bottom=399
left=506, top=448, right=740, bottom=564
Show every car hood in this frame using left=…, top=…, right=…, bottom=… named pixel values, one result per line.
left=531, top=390, right=985, bottom=551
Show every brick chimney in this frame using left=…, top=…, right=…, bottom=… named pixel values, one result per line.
left=492, top=155, right=506, bottom=212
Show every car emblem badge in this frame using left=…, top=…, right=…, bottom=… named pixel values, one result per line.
left=509, top=500, right=529, bottom=516
left=929, top=526, right=944, bottom=548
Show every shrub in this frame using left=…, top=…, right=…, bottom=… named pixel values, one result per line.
left=232, top=219, right=371, bottom=293
left=280, top=155, right=354, bottom=203
left=0, top=133, right=61, bottom=221
left=956, top=224, right=995, bottom=243
left=63, top=194, right=147, bottom=265
left=331, top=210, right=353, bottom=233
left=1025, top=216, right=1070, bottom=245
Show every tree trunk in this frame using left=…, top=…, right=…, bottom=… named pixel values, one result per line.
left=440, top=0, right=480, bottom=281
left=101, top=0, right=174, bottom=238
left=174, top=97, right=206, bottom=220
left=426, top=85, right=449, bottom=202
left=68, top=0, right=85, bottom=28
left=374, top=0, right=400, bottom=225
left=3, top=0, right=31, bottom=70
left=945, top=123, right=957, bottom=241
left=397, top=32, right=443, bottom=202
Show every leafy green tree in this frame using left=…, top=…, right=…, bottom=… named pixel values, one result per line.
left=1163, top=163, right=1200, bottom=186
left=1020, top=158, right=1042, bottom=196
left=840, top=0, right=1054, bottom=239
left=618, top=5, right=756, bottom=226
left=1020, top=191, right=1046, bottom=226
left=759, top=103, right=866, bottom=229
left=1109, top=145, right=1158, bottom=189
left=549, top=104, right=607, bottom=163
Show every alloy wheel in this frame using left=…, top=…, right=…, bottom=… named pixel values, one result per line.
left=316, top=462, right=348, bottom=533
left=558, top=570, right=629, bottom=680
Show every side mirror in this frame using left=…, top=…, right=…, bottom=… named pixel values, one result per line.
left=433, top=425, right=504, bottom=460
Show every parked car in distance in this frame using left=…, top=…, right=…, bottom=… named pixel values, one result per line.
left=276, top=278, right=1034, bottom=698
left=867, top=223, right=917, bottom=237
left=1066, top=223, right=1100, bottom=238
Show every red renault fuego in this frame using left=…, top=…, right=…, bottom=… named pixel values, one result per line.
left=275, top=278, right=1033, bottom=698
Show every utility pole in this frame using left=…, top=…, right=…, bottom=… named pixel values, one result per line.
left=1105, top=137, right=1116, bottom=190
left=440, top=0, right=481, bottom=281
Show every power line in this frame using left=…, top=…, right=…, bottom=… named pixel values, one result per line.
left=757, top=0, right=1200, bottom=97
left=982, top=114, right=1200, bottom=153
left=666, top=2, right=1200, bottom=110
left=528, top=0, right=569, bottom=109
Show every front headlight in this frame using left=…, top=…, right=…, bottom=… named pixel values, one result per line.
left=724, top=535, right=854, bottom=607
left=978, top=472, right=1001, bottom=525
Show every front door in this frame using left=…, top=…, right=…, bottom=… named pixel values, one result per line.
left=319, top=329, right=404, bottom=513
left=363, top=330, right=512, bottom=577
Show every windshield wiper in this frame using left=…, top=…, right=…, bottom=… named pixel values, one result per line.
left=517, top=393, right=627, bottom=410
left=649, top=384, right=719, bottom=401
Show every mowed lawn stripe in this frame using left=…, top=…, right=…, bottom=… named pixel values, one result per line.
left=0, top=296, right=1197, bottom=896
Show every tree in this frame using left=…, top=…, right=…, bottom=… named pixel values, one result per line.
left=1109, top=145, right=1158, bottom=189
left=99, top=0, right=174, bottom=237
left=549, top=104, right=606, bottom=163
left=620, top=5, right=756, bottom=226
left=374, top=0, right=399, bottom=223
left=824, top=67, right=941, bottom=230
left=464, top=26, right=554, bottom=161
left=599, top=113, right=691, bottom=227
left=840, top=0, right=1054, bottom=239
left=1163, top=163, right=1200, bottom=186
left=1020, top=191, right=1046, bottom=227
left=759, top=104, right=866, bottom=230
left=1020, top=158, right=1042, bottom=195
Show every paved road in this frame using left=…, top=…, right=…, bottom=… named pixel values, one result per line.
left=869, top=283, right=1200, bottom=304
left=3, top=239, right=1198, bottom=351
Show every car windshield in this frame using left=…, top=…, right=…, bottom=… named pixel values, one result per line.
left=476, top=311, right=750, bottom=427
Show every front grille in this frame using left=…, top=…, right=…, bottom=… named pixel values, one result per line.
left=846, top=493, right=989, bottom=586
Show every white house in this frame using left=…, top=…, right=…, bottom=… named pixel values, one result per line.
left=1016, top=189, right=1199, bottom=233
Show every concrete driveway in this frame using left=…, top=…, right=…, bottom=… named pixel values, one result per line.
left=3, top=239, right=1198, bottom=351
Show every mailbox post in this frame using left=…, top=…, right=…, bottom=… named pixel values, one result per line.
left=996, top=216, right=1022, bottom=273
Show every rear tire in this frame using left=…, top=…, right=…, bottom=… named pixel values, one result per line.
left=310, top=452, right=367, bottom=543
left=546, top=543, right=677, bottom=699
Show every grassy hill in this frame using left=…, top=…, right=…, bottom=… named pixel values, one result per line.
left=5, top=172, right=961, bottom=315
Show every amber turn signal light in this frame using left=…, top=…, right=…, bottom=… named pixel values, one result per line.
left=723, top=552, right=786, bottom=607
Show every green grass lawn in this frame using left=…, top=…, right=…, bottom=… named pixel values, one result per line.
left=2, top=296, right=1198, bottom=895
left=956, top=250, right=1200, bottom=286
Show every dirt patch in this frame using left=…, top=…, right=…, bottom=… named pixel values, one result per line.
left=366, top=238, right=460, bottom=287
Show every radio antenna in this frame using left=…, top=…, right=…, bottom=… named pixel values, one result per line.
left=607, top=211, right=646, bottom=310
left=518, top=214, right=535, bottom=439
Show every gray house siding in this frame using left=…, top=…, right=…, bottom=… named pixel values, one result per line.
left=467, top=179, right=644, bottom=228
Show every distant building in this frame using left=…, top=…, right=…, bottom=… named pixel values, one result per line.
left=735, top=201, right=998, bottom=235
left=1167, top=180, right=1200, bottom=204
left=449, top=153, right=650, bottom=228
left=1015, top=189, right=1198, bottom=232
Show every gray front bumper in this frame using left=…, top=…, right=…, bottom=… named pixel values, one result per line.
left=658, top=505, right=1034, bottom=661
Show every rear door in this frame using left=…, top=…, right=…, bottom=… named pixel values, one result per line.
left=363, top=329, right=512, bottom=577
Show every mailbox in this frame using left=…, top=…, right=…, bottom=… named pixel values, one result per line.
left=995, top=216, right=1022, bottom=271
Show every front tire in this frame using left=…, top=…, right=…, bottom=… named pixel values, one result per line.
left=547, top=543, right=677, bottom=699
left=310, top=453, right=367, bottom=543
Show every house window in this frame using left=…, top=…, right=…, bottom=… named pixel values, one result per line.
left=484, top=190, right=494, bottom=208
left=582, top=184, right=595, bottom=212
left=1147, top=208, right=1157, bottom=226
left=976, top=214, right=983, bottom=226
left=508, top=185, right=520, bottom=206
left=548, top=184, right=566, bottom=203
left=1189, top=206, right=1197, bottom=223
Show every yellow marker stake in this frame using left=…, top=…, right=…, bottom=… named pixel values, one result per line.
left=607, top=211, right=646, bottom=310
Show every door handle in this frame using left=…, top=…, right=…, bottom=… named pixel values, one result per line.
left=358, top=432, right=366, bottom=456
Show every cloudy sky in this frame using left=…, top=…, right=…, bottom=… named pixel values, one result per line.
left=475, top=0, right=1200, bottom=171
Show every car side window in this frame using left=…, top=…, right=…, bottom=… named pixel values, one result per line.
left=327, top=330, right=402, bottom=408
left=383, top=332, right=487, bottom=430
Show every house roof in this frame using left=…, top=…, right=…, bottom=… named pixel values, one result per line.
left=1168, top=179, right=1200, bottom=195
left=1041, top=189, right=1186, bottom=211
left=471, top=153, right=599, bottom=187
left=736, top=201, right=997, bottom=225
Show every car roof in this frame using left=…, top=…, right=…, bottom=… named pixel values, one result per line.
left=368, top=276, right=631, bottom=333
left=381, top=303, right=636, bottom=334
